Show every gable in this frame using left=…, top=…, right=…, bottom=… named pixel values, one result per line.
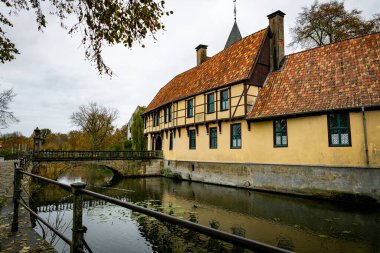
left=145, top=28, right=269, bottom=114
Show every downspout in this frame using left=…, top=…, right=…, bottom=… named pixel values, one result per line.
left=361, top=107, right=369, bottom=166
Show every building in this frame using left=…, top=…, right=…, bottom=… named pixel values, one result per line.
left=142, top=11, right=380, bottom=203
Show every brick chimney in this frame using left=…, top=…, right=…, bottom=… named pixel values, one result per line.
left=267, top=10, right=285, bottom=71
left=195, top=44, right=208, bottom=66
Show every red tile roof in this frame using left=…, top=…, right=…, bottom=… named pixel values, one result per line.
left=144, top=28, right=268, bottom=113
left=247, top=32, right=380, bottom=120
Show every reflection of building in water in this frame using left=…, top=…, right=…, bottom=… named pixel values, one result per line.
left=30, top=176, right=380, bottom=253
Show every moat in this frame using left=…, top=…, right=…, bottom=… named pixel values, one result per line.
left=29, top=165, right=380, bottom=253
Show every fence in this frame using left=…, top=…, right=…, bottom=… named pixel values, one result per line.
left=12, top=158, right=293, bottom=253
left=32, top=150, right=163, bottom=162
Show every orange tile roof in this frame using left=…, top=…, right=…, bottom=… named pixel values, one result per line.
left=145, top=28, right=268, bottom=113
left=247, top=32, right=380, bottom=120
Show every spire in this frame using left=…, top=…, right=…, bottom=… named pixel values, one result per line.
left=224, top=1, right=242, bottom=49
left=234, top=0, right=237, bottom=21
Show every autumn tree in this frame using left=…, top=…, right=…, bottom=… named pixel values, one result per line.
left=131, top=106, right=146, bottom=151
left=0, top=131, right=29, bottom=154
left=70, top=102, right=118, bottom=150
left=43, top=132, right=70, bottom=150
left=289, top=0, right=380, bottom=49
left=40, top=128, right=51, bottom=145
left=1, top=0, right=172, bottom=75
left=107, top=124, right=130, bottom=151
left=0, top=88, right=18, bottom=128
left=67, top=130, right=88, bottom=150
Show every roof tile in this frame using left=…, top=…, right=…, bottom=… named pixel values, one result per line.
left=145, top=28, right=268, bottom=113
left=247, top=33, right=380, bottom=120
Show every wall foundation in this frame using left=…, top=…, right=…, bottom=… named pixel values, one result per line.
left=164, top=160, right=380, bottom=205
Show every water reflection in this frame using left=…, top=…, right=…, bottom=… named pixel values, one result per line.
left=30, top=165, right=380, bottom=253
left=57, top=164, right=114, bottom=186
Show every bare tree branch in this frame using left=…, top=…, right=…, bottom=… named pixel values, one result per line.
left=289, top=0, right=380, bottom=50
left=0, top=88, right=18, bottom=128
left=70, top=102, right=118, bottom=150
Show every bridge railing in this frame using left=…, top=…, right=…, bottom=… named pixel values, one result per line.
left=12, top=157, right=293, bottom=253
left=32, top=150, right=163, bottom=162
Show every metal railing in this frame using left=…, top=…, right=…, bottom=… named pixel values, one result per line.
left=32, top=150, right=163, bottom=162
left=12, top=157, right=293, bottom=253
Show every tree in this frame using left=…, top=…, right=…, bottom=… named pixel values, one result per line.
left=131, top=106, right=146, bottom=150
left=67, top=130, right=88, bottom=150
left=70, top=102, right=118, bottom=150
left=0, top=88, right=18, bottom=128
left=40, top=128, right=52, bottom=145
left=1, top=0, right=172, bottom=75
left=289, top=0, right=380, bottom=49
left=107, top=123, right=133, bottom=151
left=0, top=131, right=29, bottom=154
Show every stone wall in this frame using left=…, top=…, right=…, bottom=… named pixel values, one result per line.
left=164, top=160, right=380, bottom=204
left=35, top=159, right=163, bottom=178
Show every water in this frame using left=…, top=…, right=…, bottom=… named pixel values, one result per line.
left=29, top=165, right=380, bottom=253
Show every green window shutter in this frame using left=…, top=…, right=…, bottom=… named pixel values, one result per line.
left=231, top=124, right=241, bottom=148
left=207, top=93, right=215, bottom=113
left=187, top=100, right=193, bottom=118
left=209, top=127, right=217, bottom=149
left=274, top=119, right=287, bottom=147
left=220, top=90, right=229, bottom=111
left=328, top=112, right=351, bottom=146
left=189, top=130, right=196, bottom=149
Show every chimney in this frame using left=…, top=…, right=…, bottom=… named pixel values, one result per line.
left=267, top=10, right=285, bottom=71
left=195, top=44, right=208, bottom=66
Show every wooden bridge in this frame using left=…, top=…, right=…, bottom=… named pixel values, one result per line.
left=31, top=150, right=163, bottom=162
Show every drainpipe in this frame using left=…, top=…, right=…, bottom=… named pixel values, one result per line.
left=361, top=107, right=369, bottom=166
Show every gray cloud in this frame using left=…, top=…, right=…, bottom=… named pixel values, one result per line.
left=1, top=0, right=378, bottom=135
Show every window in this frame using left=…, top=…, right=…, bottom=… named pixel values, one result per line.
left=187, top=99, right=194, bottom=118
left=328, top=112, right=351, bottom=146
left=189, top=130, right=196, bottom=149
left=209, top=127, right=217, bottom=149
left=168, top=106, right=172, bottom=122
left=153, top=111, right=160, bottom=127
left=164, top=108, right=168, bottom=123
left=274, top=119, right=287, bottom=147
left=231, top=124, right=241, bottom=148
left=207, top=93, right=215, bottom=113
left=169, top=132, right=174, bottom=150
left=220, top=90, right=229, bottom=111
left=155, top=111, right=160, bottom=126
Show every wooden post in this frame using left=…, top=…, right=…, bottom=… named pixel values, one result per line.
left=71, top=182, right=86, bottom=253
left=11, top=162, right=22, bottom=232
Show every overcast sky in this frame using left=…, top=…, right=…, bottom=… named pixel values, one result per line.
left=1, top=0, right=379, bottom=136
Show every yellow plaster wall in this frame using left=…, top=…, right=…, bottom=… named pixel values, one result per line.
left=161, top=111, right=380, bottom=167
left=366, top=110, right=380, bottom=165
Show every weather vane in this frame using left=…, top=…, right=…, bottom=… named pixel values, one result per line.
left=234, top=0, right=237, bottom=21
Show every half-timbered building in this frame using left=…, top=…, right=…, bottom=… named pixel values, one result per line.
left=142, top=11, right=380, bottom=203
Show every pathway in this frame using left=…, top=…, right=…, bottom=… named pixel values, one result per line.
left=0, top=160, right=57, bottom=253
